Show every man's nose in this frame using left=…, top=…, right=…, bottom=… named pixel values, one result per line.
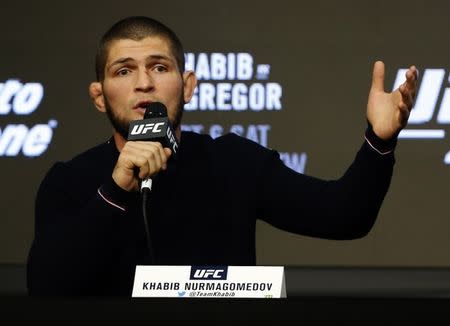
left=135, top=69, right=154, bottom=92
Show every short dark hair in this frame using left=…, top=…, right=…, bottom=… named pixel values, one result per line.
left=95, top=16, right=185, bottom=81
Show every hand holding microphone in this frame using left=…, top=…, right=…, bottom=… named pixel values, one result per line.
left=114, top=102, right=178, bottom=263
left=112, top=102, right=178, bottom=192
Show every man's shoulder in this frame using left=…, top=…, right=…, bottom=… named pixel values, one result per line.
left=181, top=131, right=275, bottom=162
left=65, top=139, right=117, bottom=169
left=181, top=131, right=268, bottom=149
left=43, top=139, right=116, bottom=183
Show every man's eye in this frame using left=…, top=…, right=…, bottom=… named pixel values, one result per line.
left=117, top=69, right=130, bottom=76
left=154, top=65, right=167, bottom=72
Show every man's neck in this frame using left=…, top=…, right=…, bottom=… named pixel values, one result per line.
left=112, top=132, right=127, bottom=151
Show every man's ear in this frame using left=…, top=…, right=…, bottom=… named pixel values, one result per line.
left=89, top=82, right=106, bottom=112
left=182, top=71, right=197, bottom=103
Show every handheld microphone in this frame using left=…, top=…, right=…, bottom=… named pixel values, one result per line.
left=127, top=102, right=179, bottom=191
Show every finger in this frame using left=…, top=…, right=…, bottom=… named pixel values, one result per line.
left=118, top=144, right=146, bottom=171
left=405, top=66, right=419, bottom=98
left=153, top=143, right=165, bottom=171
left=405, top=92, right=414, bottom=110
left=142, top=150, right=158, bottom=178
left=164, top=148, right=172, bottom=159
left=405, top=68, right=418, bottom=85
left=123, top=142, right=162, bottom=177
left=399, top=84, right=414, bottom=109
left=127, top=140, right=168, bottom=166
left=139, top=156, right=152, bottom=179
left=148, top=143, right=163, bottom=173
left=123, top=145, right=151, bottom=178
left=141, top=143, right=167, bottom=176
left=398, top=104, right=410, bottom=125
left=371, top=60, right=385, bottom=92
left=154, top=143, right=168, bottom=170
left=120, top=151, right=149, bottom=179
left=398, top=99, right=407, bottom=111
left=409, top=65, right=419, bottom=79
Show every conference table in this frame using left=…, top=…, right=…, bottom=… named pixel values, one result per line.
left=2, top=266, right=450, bottom=323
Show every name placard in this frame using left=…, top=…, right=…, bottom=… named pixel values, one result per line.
left=132, top=265, right=286, bottom=298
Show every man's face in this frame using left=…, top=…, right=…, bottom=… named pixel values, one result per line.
left=101, top=36, right=185, bottom=138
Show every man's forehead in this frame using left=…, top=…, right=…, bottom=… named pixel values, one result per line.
left=106, top=36, right=174, bottom=63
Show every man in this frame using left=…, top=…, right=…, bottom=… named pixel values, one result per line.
left=27, top=16, right=418, bottom=295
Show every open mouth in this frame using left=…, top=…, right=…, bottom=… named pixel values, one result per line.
left=133, top=101, right=154, bottom=116
left=134, top=101, right=153, bottom=111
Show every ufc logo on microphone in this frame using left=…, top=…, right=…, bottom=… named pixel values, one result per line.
left=130, top=122, right=164, bottom=135
left=190, top=266, right=228, bottom=280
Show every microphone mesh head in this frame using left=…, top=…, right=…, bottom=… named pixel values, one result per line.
left=144, top=102, right=167, bottom=118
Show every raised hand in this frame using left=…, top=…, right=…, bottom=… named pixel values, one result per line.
left=366, top=61, right=418, bottom=140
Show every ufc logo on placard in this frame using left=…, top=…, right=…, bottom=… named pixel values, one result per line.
left=190, top=266, right=228, bottom=280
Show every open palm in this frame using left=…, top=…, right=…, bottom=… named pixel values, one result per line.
left=367, top=61, right=418, bottom=140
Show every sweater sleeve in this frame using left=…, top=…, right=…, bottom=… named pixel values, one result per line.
left=26, top=162, right=134, bottom=295
left=257, top=130, right=395, bottom=240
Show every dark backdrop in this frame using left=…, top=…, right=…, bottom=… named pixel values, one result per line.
left=0, top=0, right=449, bottom=266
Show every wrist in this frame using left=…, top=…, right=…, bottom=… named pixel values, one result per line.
left=364, top=122, right=397, bottom=155
left=98, top=176, right=135, bottom=211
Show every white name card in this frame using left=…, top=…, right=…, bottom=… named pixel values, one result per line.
left=132, top=265, right=286, bottom=298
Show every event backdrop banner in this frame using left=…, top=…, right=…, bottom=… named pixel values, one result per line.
left=0, top=0, right=448, bottom=266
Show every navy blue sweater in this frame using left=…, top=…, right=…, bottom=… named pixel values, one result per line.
left=27, top=129, right=395, bottom=295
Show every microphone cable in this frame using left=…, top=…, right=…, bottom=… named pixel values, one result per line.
left=141, top=183, right=155, bottom=264
left=130, top=102, right=178, bottom=265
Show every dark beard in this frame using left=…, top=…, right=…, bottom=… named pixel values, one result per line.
left=171, top=96, right=184, bottom=131
left=104, top=101, right=129, bottom=140
left=104, top=96, right=185, bottom=140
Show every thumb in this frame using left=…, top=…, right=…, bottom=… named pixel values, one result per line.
left=371, top=61, right=385, bottom=92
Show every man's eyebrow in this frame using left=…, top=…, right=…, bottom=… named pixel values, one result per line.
left=107, top=54, right=172, bottom=70
left=146, top=54, right=172, bottom=62
left=107, top=57, right=134, bottom=70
